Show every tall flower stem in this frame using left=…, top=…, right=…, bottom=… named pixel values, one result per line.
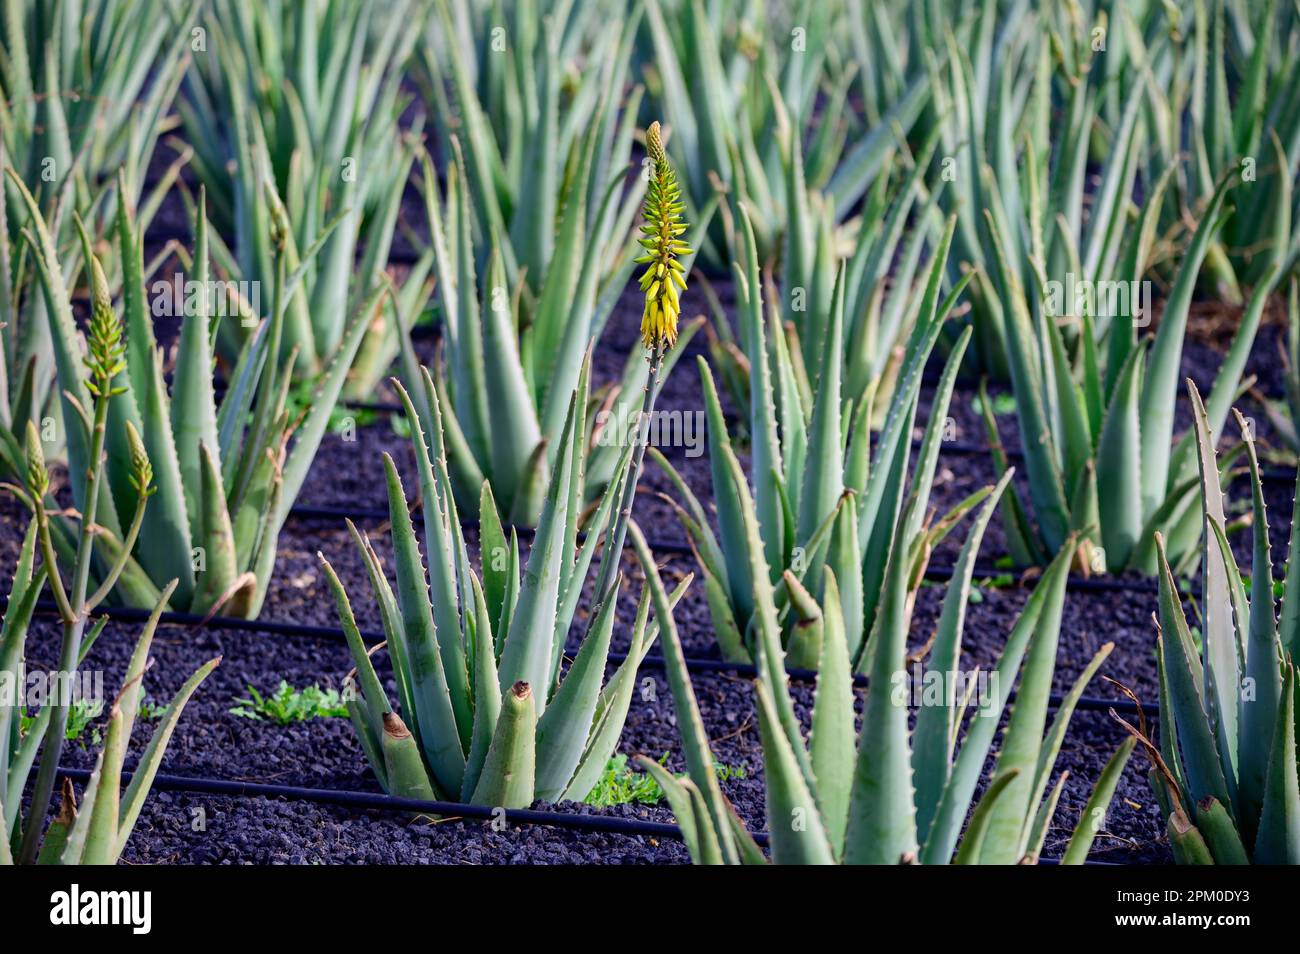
left=588, top=119, right=688, bottom=616
left=590, top=340, right=666, bottom=612
left=17, top=254, right=133, bottom=864
left=17, top=393, right=110, bottom=863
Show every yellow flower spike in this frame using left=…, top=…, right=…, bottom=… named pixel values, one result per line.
left=638, top=120, right=690, bottom=351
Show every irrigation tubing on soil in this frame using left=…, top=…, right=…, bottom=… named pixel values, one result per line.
left=46, top=765, right=1116, bottom=864
left=52, top=766, right=699, bottom=842
left=4, top=595, right=1148, bottom=719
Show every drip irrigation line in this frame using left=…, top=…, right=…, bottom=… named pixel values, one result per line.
left=6, top=596, right=1148, bottom=719
left=47, top=766, right=1118, bottom=864
left=53, top=766, right=700, bottom=842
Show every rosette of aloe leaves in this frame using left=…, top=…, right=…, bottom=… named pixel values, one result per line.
left=6, top=161, right=383, bottom=618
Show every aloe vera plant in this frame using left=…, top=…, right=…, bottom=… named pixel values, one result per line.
left=9, top=164, right=380, bottom=618
left=0, top=255, right=217, bottom=862
left=980, top=156, right=1286, bottom=574
left=657, top=208, right=975, bottom=668
left=632, top=464, right=1135, bottom=864
left=0, top=0, right=201, bottom=465
left=707, top=118, right=949, bottom=420
left=416, top=119, right=704, bottom=523
left=320, top=363, right=686, bottom=807
left=1116, top=381, right=1300, bottom=863
left=915, top=0, right=1297, bottom=383
left=419, top=0, right=648, bottom=301
left=637, top=0, right=929, bottom=265
left=1154, top=0, right=1300, bottom=299
left=179, top=0, right=430, bottom=395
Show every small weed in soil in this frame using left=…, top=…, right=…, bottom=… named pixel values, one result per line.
left=230, top=681, right=349, bottom=726
left=583, top=753, right=747, bottom=809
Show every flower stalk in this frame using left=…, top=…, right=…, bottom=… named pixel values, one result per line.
left=591, top=121, right=691, bottom=614
left=15, top=241, right=151, bottom=864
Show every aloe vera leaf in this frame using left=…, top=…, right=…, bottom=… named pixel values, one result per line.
left=445, top=144, right=491, bottom=467
left=1138, top=172, right=1234, bottom=512
left=1044, top=307, right=1092, bottom=501
left=903, top=324, right=972, bottom=549
left=188, top=444, right=239, bottom=614
left=391, top=378, right=473, bottom=741
left=807, top=570, right=854, bottom=856
left=1253, top=662, right=1300, bottom=863
left=1189, top=795, right=1248, bottom=865
left=639, top=759, right=721, bottom=865
left=497, top=390, right=576, bottom=712
left=480, top=248, right=542, bottom=512
left=1238, top=421, right=1282, bottom=841
left=736, top=207, right=785, bottom=577
left=1023, top=771, right=1069, bottom=865
left=534, top=575, right=620, bottom=801
left=843, top=498, right=921, bottom=864
left=532, top=119, right=597, bottom=438
left=80, top=703, right=128, bottom=866
left=1061, top=737, right=1138, bottom=865
left=32, top=779, right=76, bottom=865
left=318, top=555, right=391, bottom=731
left=479, top=481, right=510, bottom=627
left=1095, top=341, right=1145, bottom=569
left=561, top=586, right=659, bottom=804
left=381, top=454, right=466, bottom=796
left=1169, top=808, right=1217, bottom=865
left=913, top=471, right=1012, bottom=841
left=721, top=442, right=813, bottom=788
left=976, top=379, right=1043, bottom=566
left=1154, top=532, right=1234, bottom=813
left=1188, top=383, right=1241, bottom=793
left=978, top=546, right=1076, bottom=863
left=469, top=681, right=537, bottom=809
left=461, top=572, right=502, bottom=802
left=982, top=203, right=1069, bottom=554
left=625, top=524, right=736, bottom=860
left=796, top=265, right=845, bottom=544
left=952, top=769, right=1022, bottom=865
left=1026, top=640, right=1115, bottom=830
left=348, top=521, right=422, bottom=756
left=698, top=355, right=753, bottom=627
left=381, top=712, right=438, bottom=802
left=828, top=72, right=931, bottom=219
left=755, top=676, right=836, bottom=865
left=5, top=170, right=97, bottom=524
left=860, top=226, right=967, bottom=629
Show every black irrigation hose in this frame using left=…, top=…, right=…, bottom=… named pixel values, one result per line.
left=6, top=596, right=1149, bottom=719
left=53, top=766, right=698, bottom=843
left=47, top=766, right=1118, bottom=864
